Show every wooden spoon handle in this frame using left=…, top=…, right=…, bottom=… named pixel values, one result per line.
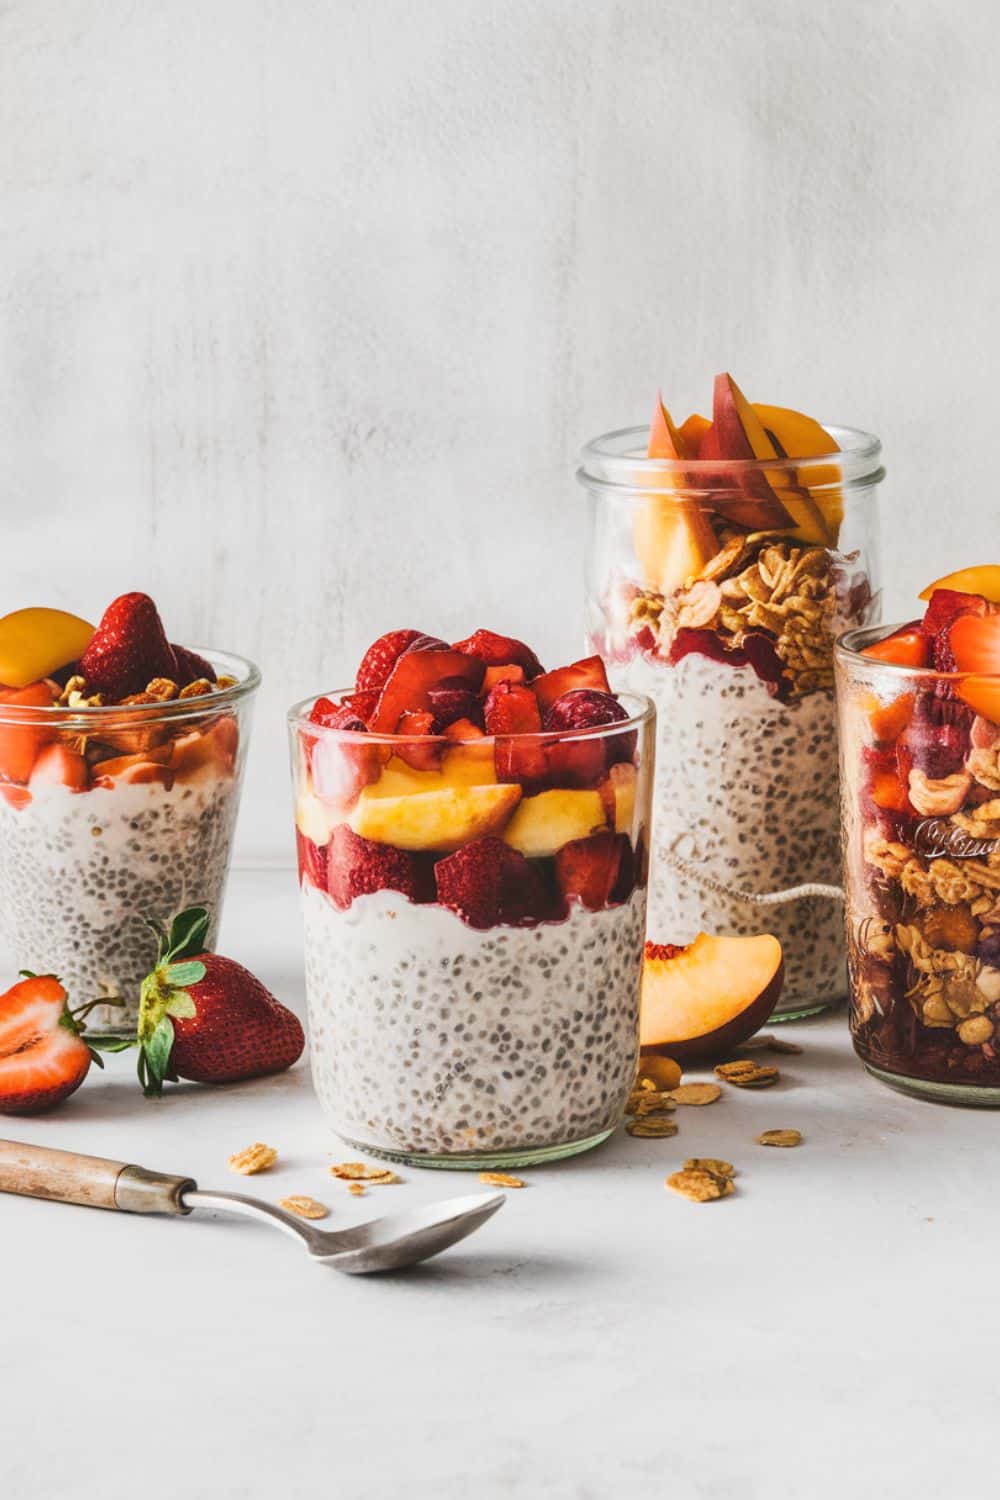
left=0, top=1140, right=194, bottom=1214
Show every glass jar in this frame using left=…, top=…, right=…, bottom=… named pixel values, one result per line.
left=288, top=691, right=655, bottom=1168
left=579, top=424, right=883, bottom=1019
left=0, top=651, right=259, bottom=1032
left=836, top=624, right=1000, bottom=1104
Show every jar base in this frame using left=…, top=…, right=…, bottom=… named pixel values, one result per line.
left=863, top=1061, right=1000, bottom=1108
left=772, top=994, right=841, bottom=1023
left=331, top=1126, right=617, bottom=1171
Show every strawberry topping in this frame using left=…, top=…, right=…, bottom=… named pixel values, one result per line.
left=79, top=592, right=178, bottom=701
left=327, top=825, right=435, bottom=909
left=171, top=644, right=217, bottom=686
left=435, top=837, right=556, bottom=928
left=555, top=831, right=634, bottom=911
left=452, top=629, right=544, bottom=680
left=531, top=656, right=611, bottom=713
left=355, top=629, right=425, bottom=693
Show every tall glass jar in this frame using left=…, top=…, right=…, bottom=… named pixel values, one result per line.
left=580, top=424, right=883, bottom=1018
left=836, top=625, right=1000, bottom=1105
left=288, top=690, right=655, bottom=1168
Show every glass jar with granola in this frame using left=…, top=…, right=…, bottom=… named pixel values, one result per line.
left=837, top=569, right=1000, bottom=1103
left=580, top=375, right=883, bottom=1018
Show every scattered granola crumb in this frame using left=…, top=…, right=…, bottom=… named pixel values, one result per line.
left=480, top=1171, right=525, bottom=1188
left=228, top=1143, right=278, bottom=1175
left=765, top=1036, right=803, bottom=1055
left=756, top=1129, right=802, bottom=1148
left=666, top=1166, right=734, bottom=1203
left=215, top=674, right=238, bottom=690
left=716, top=1060, right=780, bottom=1089
left=684, top=1157, right=735, bottom=1178
left=178, top=678, right=213, bottom=699
left=348, top=1183, right=366, bottom=1197
left=329, top=1162, right=400, bottom=1184
left=667, top=1082, right=722, bottom=1106
left=279, top=1195, right=329, bottom=1220
left=144, top=677, right=179, bottom=701
left=626, top=1116, right=679, bottom=1138
left=626, top=1089, right=677, bottom=1117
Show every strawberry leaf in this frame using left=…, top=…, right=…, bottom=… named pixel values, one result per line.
left=89, top=1036, right=137, bottom=1052
left=164, top=990, right=197, bottom=1019
left=165, top=961, right=206, bottom=989
left=165, top=907, right=210, bottom=964
left=141, top=1015, right=176, bottom=1097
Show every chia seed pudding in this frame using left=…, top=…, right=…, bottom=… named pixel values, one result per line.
left=302, top=883, right=645, bottom=1163
left=612, top=650, right=844, bottom=1014
left=0, top=771, right=242, bottom=1030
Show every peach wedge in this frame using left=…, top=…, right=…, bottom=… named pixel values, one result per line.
left=640, top=931, right=784, bottom=1062
left=349, top=783, right=521, bottom=853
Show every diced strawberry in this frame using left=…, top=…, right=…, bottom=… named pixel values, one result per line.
left=434, top=837, right=554, bottom=928
left=79, top=593, right=178, bottom=700
left=0, top=785, right=31, bottom=809
left=484, top=681, right=548, bottom=787
left=30, top=743, right=89, bottom=792
left=483, top=664, right=526, bottom=692
left=452, top=629, right=544, bottom=680
left=310, top=697, right=367, bottom=732
left=667, top=628, right=792, bottom=700
left=555, top=832, right=634, bottom=912
left=296, top=828, right=329, bottom=892
left=171, top=644, right=217, bottom=686
left=901, top=692, right=972, bottom=778
left=0, top=680, right=58, bottom=784
left=395, top=710, right=443, bottom=772
left=542, top=689, right=627, bottom=733
left=427, top=679, right=485, bottom=731
left=444, top=718, right=486, bottom=741
left=0, top=974, right=94, bottom=1116
left=542, top=688, right=635, bottom=784
left=531, top=656, right=611, bottom=714
left=340, top=689, right=379, bottom=724
left=922, top=589, right=988, bottom=673
left=355, top=630, right=425, bottom=693
left=861, top=622, right=930, bottom=668
left=369, top=650, right=485, bottom=734
left=308, top=696, right=381, bottom=799
left=327, top=825, right=434, bottom=910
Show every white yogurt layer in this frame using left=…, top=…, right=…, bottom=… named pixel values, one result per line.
left=302, top=882, right=646, bottom=1161
left=613, top=650, right=844, bottom=1011
left=0, top=774, right=240, bottom=1029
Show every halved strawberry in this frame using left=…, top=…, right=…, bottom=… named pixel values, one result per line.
left=484, top=681, right=548, bottom=786
left=861, top=623, right=930, bottom=668
left=900, top=692, right=972, bottom=778
left=0, top=680, right=57, bottom=784
left=452, top=629, right=544, bottom=680
left=368, top=649, right=485, bottom=734
left=327, top=824, right=435, bottom=910
left=355, top=629, right=425, bottom=693
left=0, top=974, right=99, bottom=1116
left=171, top=644, right=217, bottom=686
left=434, top=837, right=555, bottom=928
left=555, top=832, right=634, bottom=911
left=79, top=593, right=178, bottom=700
left=531, top=656, right=611, bottom=714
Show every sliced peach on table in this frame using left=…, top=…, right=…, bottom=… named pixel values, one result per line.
left=502, top=788, right=607, bottom=858
left=0, top=607, right=94, bottom=690
left=640, top=932, right=784, bottom=1061
left=0, top=681, right=58, bottom=784
left=712, top=375, right=831, bottom=543
left=633, top=394, right=719, bottom=594
left=348, top=782, right=521, bottom=853
left=861, top=623, right=930, bottom=668
left=918, top=565, right=1000, bottom=604
left=29, top=743, right=89, bottom=791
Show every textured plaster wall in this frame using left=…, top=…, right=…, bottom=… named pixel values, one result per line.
left=2, top=0, right=997, bottom=859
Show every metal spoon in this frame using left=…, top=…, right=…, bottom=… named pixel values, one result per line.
left=0, top=1139, right=505, bottom=1274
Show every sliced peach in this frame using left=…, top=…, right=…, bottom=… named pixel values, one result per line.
left=948, top=613, right=1000, bottom=674
left=633, top=394, right=719, bottom=594
left=502, top=788, right=607, bottom=858
left=859, top=691, right=914, bottom=744
left=366, top=748, right=496, bottom=800
left=295, top=787, right=338, bottom=847
left=918, top=565, right=1000, bottom=604
left=0, top=607, right=94, bottom=690
left=958, top=678, right=1000, bottom=724
left=0, top=681, right=58, bottom=784
left=709, top=375, right=794, bottom=532
left=752, top=401, right=842, bottom=543
left=677, top=412, right=711, bottom=452
left=348, top=782, right=521, bottom=853
left=640, top=931, right=784, bottom=1061
left=861, top=625, right=930, bottom=668
left=598, top=761, right=637, bottom=834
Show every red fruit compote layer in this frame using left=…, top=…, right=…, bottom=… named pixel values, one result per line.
left=0, top=595, right=258, bottom=1031
left=290, top=628, right=653, bottom=1168
left=838, top=571, right=1000, bottom=1102
left=583, top=379, right=880, bottom=1017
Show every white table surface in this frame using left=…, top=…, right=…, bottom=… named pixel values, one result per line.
left=0, top=867, right=993, bottom=1500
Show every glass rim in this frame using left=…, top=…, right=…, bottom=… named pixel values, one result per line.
left=576, top=421, right=884, bottom=497
left=835, top=623, right=1000, bottom=683
left=287, top=686, right=656, bottom=744
left=0, top=648, right=261, bottom=726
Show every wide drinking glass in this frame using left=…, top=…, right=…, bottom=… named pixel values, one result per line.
left=580, top=424, right=883, bottom=1018
left=836, top=624, right=1000, bottom=1105
left=288, top=692, right=655, bottom=1168
left=0, top=651, right=259, bottom=1032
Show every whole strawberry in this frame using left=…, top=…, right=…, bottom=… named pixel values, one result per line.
left=136, top=907, right=304, bottom=1096
left=80, top=592, right=178, bottom=700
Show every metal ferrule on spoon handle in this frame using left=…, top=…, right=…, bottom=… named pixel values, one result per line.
left=0, top=1139, right=194, bottom=1214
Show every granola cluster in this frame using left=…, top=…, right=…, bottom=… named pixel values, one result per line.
left=627, top=534, right=860, bottom=698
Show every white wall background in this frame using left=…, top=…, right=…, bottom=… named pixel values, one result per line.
left=2, top=0, right=997, bottom=861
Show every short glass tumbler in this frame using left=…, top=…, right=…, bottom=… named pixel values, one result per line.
left=836, top=625, right=1000, bottom=1105
left=288, top=691, right=655, bottom=1168
left=580, top=423, right=883, bottom=1018
left=0, top=652, right=259, bottom=1032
